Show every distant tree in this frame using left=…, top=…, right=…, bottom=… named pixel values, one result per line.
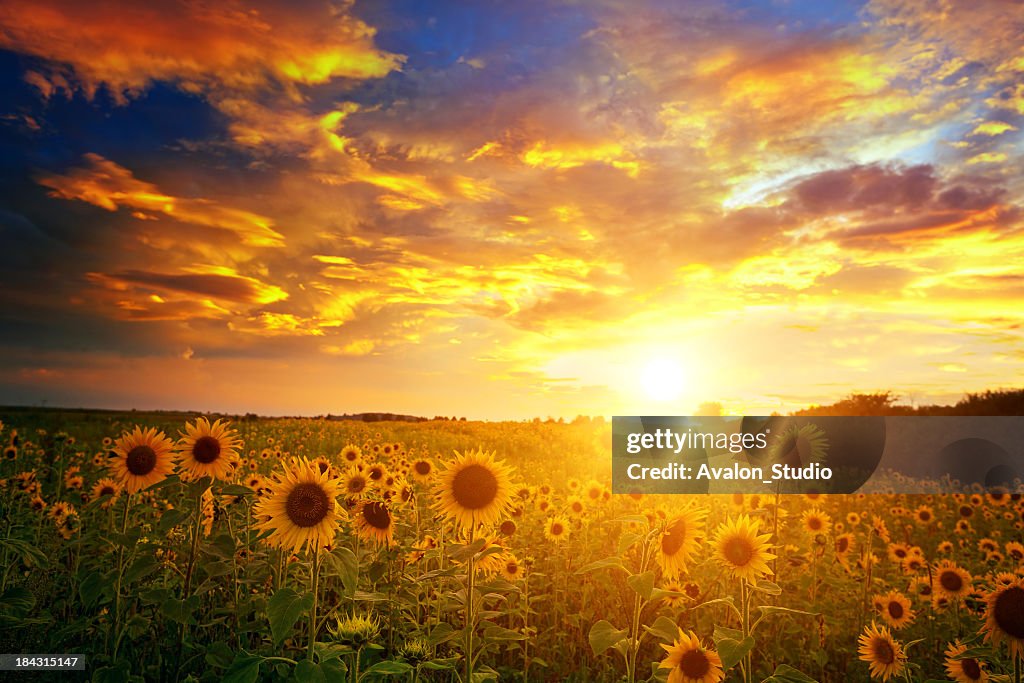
left=695, top=402, right=722, bottom=416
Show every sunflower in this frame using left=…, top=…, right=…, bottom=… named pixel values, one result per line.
left=915, top=505, right=935, bottom=525
left=712, top=515, right=776, bottom=583
left=406, top=534, right=437, bottom=564
left=339, top=444, right=362, bottom=466
left=656, top=507, right=706, bottom=578
left=433, top=449, right=514, bottom=533
left=499, top=554, right=523, bottom=582
left=857, top=622, right=906, bottom=681
left=658, top=628, right=725, bottom=683
left=944, top=641, right=988, bottom=683
left=410, top=458, right=434, bottom=483
left=353, top=499, right=396, bottom=547
left=661, top=581, right=687, bottom=608
left=254, top=458, right=344, bottom=553
left=768, top=422, right=828, bottom=469
left=933, top=560, right=973, bottom=601
left=802, top=508, right=831, bottom=536
left=876, top=590, right=914, bottom=629
left=176, top=418, right=242, bottom=482
left=109, top=426, right=177, bottom=494
left=342, top=468, right=370, bottom=498
left=835, top=533, right=855, bottom=558
left=545, top=516, right=570, bottom=542
left=366, top=463, right=388, bottom=483
left=982, top=576, right=1024, bottom=658
left=90, top=478, right=122, bottom=510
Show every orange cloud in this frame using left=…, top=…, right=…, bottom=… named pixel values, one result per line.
left=38, top=154, right=286, bottom=247
left=0, top=0, right=402, bottom=102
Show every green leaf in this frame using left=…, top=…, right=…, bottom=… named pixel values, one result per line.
left=427, top=622, right=458, bottom=646
left=448, top=538, right=487, bottom=562
left=221, top=655, right=263, bottom=683
left=482, top=625, right=526, bottom=641
left=761, top=664, right=819, bottom=683
left=204, top=642, right=235, bottom=669
left=589, top=619, right=628, bottom=656
left=79, top=571, right=106, bottom=608
left=0, top=538, right=48, bottom=568
left=324, top=547, right=358, bottom=594
left=220, top=484, right=254, bottom=496
left=617, top=532, right=642, bottom=556
left=202, top=561, right=234, bottom=579
left=267, top=588, right=313, bottom=646
left=627, top=571, right=655, bottom=600
left=319, top=659, right=347, bottom=678
left=642, top=616, right=679, bottom=643
left=0, top=586, right=34, bottom=617
left=753, top=580, right=782, bottom=595
left=575, top=557, right=626, bottom=575
left=360, top=660, right=413, bottom=676
left=292, top=660, right=325, bottom=683
left=160, top=595, right=200, bottom=624
left=124, top=555, right=161, bottom=583
left=714, top=627, right=755, bottom=670
left=91, top=661, right=131, bottom=683
left=158, top=508, right=190, bottom=532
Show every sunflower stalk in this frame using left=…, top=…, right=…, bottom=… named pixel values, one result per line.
left=308, top=544, right=321, bottom=661
left=464, top=526, right=477, bottom=683
left=108, top=492, right=132, bottom=658
left=176, top=481, right=209, bottom=674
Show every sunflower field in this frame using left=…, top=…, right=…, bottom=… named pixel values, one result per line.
left=0, top=408, right=1021, bottom=683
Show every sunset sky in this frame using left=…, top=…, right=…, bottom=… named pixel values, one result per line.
left=0, top=0, right=1022, bottom=419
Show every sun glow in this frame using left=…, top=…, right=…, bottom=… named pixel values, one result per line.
left=640, top=357, right=687, bottom=402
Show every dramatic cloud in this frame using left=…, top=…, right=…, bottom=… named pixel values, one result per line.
left=0, top=0, right=1021, bottom=418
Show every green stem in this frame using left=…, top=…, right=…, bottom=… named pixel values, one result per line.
left=308, top=545, right=321, bottom=661
left=465, top=527, right=476, bottom=683
left=741, top=580, right=751, bottom=683
left=110, top=494, right=132, bottom=658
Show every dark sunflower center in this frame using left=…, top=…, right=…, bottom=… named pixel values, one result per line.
left=506, top=561, right=518, bottom=574
left=678, top=650, right=711, bottom=679
left=500, top=520, right=516, bottom=536
left=887, top=601, right=903, bottom=619
left=192, top=435, right=221, bottom=464
left=451, top=464, right=498, bottom=509
left=362, top=501, right=391, bottom=530
left=960, top=505, right=973, bottom=517
left=685, top=584, right=700, bottom=599
left=994, top=586, right=1024, bottom=638
left=919, top=512, right=931, bottom=521
left=723, top=537, right=754, bottom=567
left=808, top=518, right=822, bottom=531
left=940, top=570, right=963, bottom=593
left=126, top=445, right=157, bottom=476
left=369, top=467, right=384, bottom=481
left=347, top=477, right=366, bottom=494
left=872, top=638, right=895, bottom=664
left=285, top=482, right=330, bottom=528
left=961, top=658, right=982, bottom=680
left=661, top=520, right=688, bottom=556
left=414, top=461, right=431, bottom=475
left=894, top=548, right=907, bottom=558
left=551, top=523, right=564, bottom=535
left=837, top=538, right=850, bottom=553
left=100, top=486, right=115, bottom=496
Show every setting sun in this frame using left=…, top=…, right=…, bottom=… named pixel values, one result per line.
left=640, top=357, right=687, bottom=402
